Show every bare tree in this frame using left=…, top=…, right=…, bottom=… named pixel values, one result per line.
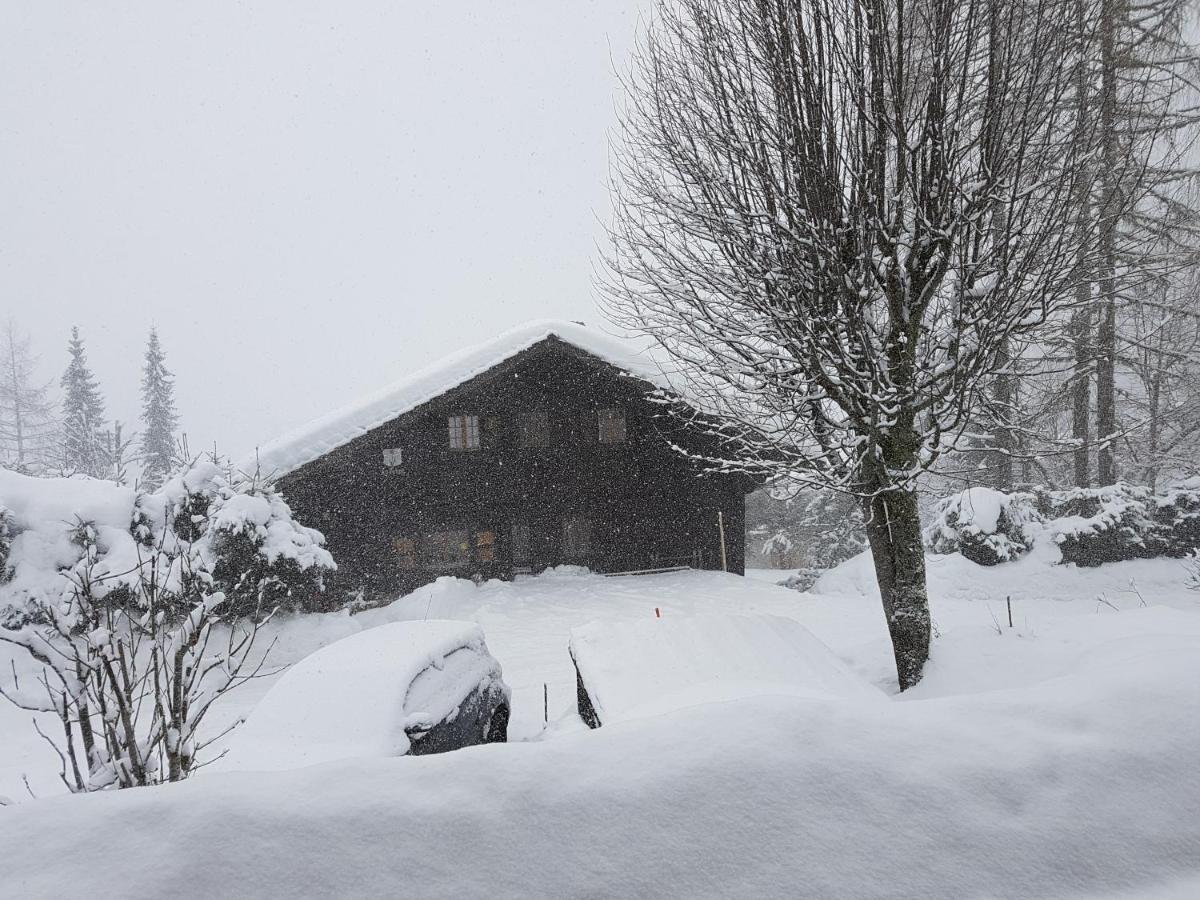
left=1089, top=0, right=1199, bottom=485
left=0, top=319, right=55, bottom=473
left=602, top=0, right=1093, bottom=688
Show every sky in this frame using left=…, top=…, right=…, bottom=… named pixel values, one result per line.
left=0, top=2, right=645, bottom=460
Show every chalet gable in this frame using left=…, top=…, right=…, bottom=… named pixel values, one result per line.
left=247, top=321, right=667, bottom=480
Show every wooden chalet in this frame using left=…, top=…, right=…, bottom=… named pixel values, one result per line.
left=252, top=321, right=753, bottom=602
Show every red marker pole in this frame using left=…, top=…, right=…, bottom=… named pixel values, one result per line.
left=655, top=607, right=661, bottom=618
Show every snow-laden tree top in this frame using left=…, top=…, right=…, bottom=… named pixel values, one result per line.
left=243, top=320, right=663, bottom=479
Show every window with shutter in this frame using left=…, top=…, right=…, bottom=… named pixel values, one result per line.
left=448, top=415, right=480, bottom=450
left=597, top=408, right=626, bottom=444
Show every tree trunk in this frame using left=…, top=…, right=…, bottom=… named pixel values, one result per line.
left=1095, top=0, right=1120, bottom=486
left=862, top=486, right=931, bottom=692
left=1147, top=366, right=1162, bottom=492
left=1069, top=0, right=1094, bottom=488
left=991, top=338, right=1015, bottom=490
left=1070, top=305, right=1092, bottom=487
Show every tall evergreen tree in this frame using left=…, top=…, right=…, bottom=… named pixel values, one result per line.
left=60, top=326, right=108, bottom=478
left=138, top=328, right=179, bottom=489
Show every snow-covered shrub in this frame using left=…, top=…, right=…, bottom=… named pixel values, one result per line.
left=0, top=505, right=11, bottom=583
left=1043, top=483, right=1161, bottom=567
left=777, top=568, right=824, bottom=592
left=1044, top=482, right=1200, bottom=566
left=150, top=463, right=337, bottom=618
left=1148, top=484, right=1200, bottom=558
left=924, top=487, right=1041, bottom=566
left=0, top=460, right=337, bottom=791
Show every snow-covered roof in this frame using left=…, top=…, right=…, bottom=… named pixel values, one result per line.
left=245, top=320, right=665, bottom=479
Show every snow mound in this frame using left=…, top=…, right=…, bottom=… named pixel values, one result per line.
left=244, top=320, right=664, bottom=478
left=218, top=620, right=508, bottom=771
left=569, top=613, right=881, bottom=725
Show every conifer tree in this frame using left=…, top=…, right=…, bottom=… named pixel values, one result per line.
left=60, top=326, right=108, bottom=478
left=138, top=329, right=179, bottom=490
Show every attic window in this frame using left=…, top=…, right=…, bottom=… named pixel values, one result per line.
left=448, top=415, right=480, bottom=451
left=382, top=448, right=403, bottom=467
left=597, top=408, right=626, bottom=444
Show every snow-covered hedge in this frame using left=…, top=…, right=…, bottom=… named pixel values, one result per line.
left=924, top=487, right=1041, bottom=566
left=1044, top=482, right=1200, bottom=567
left=0, top=461, right=337, bottom=626
left=924, top=482, right=1200, bottom=568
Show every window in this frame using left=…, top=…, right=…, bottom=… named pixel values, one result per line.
left=510, top=520, right=531, bottom=567
left=562, top=516, right=592, bottom=557
left=475, top=529, right=497, bottom=563
left=382, top=447, right=403, bottom=467
left=448, top=415, right=480, bottom=451
left=518, top=409, right=550, bottom=448
left=393, top=537, right=417, bottom=570
left=422, top=530, right=472, bottom=569
left=598, top=408, right=626, bottom=444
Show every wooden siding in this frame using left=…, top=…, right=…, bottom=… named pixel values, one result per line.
left=277, top=338, right=752, bottom=602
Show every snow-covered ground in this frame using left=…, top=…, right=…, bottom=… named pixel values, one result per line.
left=4, top=550, right=1200, bottom=898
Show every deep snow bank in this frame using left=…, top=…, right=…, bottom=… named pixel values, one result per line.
left=569, top=613, right=881, bottom=726
left=4, top=626, right=1200, bottom=900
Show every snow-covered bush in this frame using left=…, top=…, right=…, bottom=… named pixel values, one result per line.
left=1148, top=484, right=1200, bottom=557
left=1044, top=484, right=1160, bottom=567
left=924, top=487, right=1041, bottom=566
left=0, top=505, right=11, bottom=583
left=149, top=463, right=337, bottom=618
left=1045, top=482, right=1200, bottom=567
left=0, top=459, right=337, bottom=791
left=776, top=568, right=824, bottom=592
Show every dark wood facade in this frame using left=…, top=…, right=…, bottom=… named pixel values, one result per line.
left=277, top=337, right=752, bottom=602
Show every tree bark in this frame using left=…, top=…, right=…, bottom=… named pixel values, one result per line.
left=1070, top=0, right=1094, bottom=488
left=991, top=339, right=1015, bottom=490
left=1070, top=305, right=1093, bottom=487
left=1095, top=0, right=1120, bottom=486
left=862, top=485, right=931, bottom=692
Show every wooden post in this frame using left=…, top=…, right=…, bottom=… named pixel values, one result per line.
left=1007, top=596, right=1013, bottom=629
left=543, top=683, right=548, bottom=726
left=717, top=511, right=728, bottom=572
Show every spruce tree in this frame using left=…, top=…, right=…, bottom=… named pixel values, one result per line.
left=138, top=328, right=179, bottom=489
left=60, top=326, right=108, bottom=478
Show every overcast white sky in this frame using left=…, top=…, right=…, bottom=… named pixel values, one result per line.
left=0, top=2, right=644, bottom=459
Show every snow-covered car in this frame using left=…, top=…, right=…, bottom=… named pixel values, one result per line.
left=568, top=613, right=881, bottom=728
left=219, top=620, right=510, bottom=772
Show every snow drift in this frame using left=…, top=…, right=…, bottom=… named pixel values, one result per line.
left=4, top=617, right=1200, bottom=899
left=568, top=613, right=881, bottom=726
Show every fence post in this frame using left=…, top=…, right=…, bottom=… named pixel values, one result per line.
left=718, top=511, right=728, bottom=572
